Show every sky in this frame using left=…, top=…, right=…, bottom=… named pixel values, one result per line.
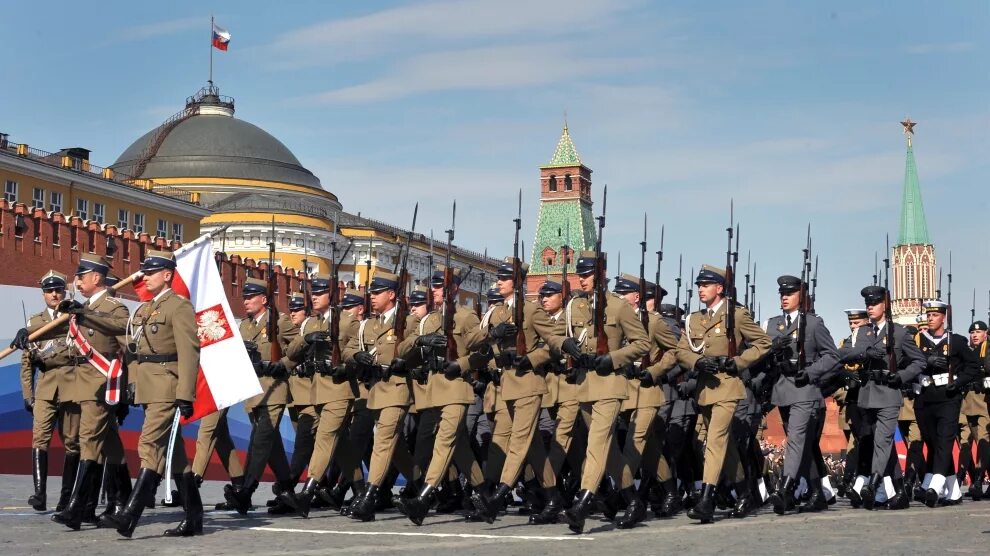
left=1, top=0, right=988, bottom=336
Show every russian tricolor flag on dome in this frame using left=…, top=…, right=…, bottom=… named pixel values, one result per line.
left=212, top=22, right=231, bottom=51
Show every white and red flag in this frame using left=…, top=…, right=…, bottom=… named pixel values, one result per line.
left=134, top=234, right=260, bottom=424
left=212, top=22, right=231, bottom=51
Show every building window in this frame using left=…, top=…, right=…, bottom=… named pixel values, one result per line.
left=564, top=174, right=572, bottom=191
left=157, top=218, right=167, bottom=238
left=542, top=246, right=556, bottom=267
left=172, top=223, right=183, bottom=242
left=905, top=267, right=915, bottom=299
left=117, top=208, right=129, bottom=230
left=49, top=191, right=63, bottom=213
left=76, top=198, right=88, bottom=220
left=93, top=202, right=105, bottom=224
left=548, top=175, right=557, bottom=192
left=4, top=180, right=16, bottom=202
left=133, top=213, right=145, bottom=233
left=32, top=187, right=45, bottom=209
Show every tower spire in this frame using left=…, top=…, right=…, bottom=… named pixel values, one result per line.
left=897, top=118, right=930, bottom=245
left=547, top=120, right=581, bottom=168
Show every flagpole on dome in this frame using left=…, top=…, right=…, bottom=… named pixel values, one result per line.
left=209, top=14, right=214, bottom=87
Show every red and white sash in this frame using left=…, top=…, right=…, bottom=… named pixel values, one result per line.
left=68, top=316, right=124, bottom=405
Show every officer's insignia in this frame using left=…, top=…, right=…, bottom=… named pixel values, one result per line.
left=196, top=304, right=234, bottom=348
left=87, top=328, right=94, bottom=337
left=151, top=310, right=160, bottom=317
left=150, top=324, right=158, bottom=334
left=882, top=338, right=887, bottom=345
left=777, top=324, right=785, bottom=331
left=715, top=328, right=720, bottom=334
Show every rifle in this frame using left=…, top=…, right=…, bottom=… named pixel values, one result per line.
left=947, top=251, right=955, bottom=380
left=873, top=252, right=879, bottom=286
left=266, top=217, right=282, bottom=363
left=426, top=231, right=435, bottom=313
left=442, top=202, right=458, bottom=362
left=301, top=238, right=312, bottom=315
left=362, top=258, right=372, bottom=316
left=971, top=288, right=976, bottom=325
left=883, top=235, right=897, bottom=376
left=724, top=203, right=737, bottom=359
left=593, top=185, right=609, bottom=356
left=638, top=214, right=649, bottom=367
left=685, top=266, right=694, bottom=315
left=329, top=235, right=354, bottom=369
left=937, top=267, right=943, bottom=300
left=513, top=190, right=527, bottom=356
left=797, top=225, right=811, bottom=370
left=674, top=254, right=682, bottom=318
left=476, top=248, right=486, bottom=319
left=750, top=261, right=757, bottom=314
left=561, top=221, right=572, bottom=301
left=811, top=255, right=819, bottom=314
left=654, top=225, right=665, bottom=309
left=392, top=203, right=418, bottom=342
left=744, top=250, right=751, bottom=311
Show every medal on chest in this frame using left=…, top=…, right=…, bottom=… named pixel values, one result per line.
left=150, top=324, right=159, bottom=334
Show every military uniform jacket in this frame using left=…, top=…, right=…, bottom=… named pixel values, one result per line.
left=21, top=308, right=75, bottom=402
left=842, top=322, right=926, bottom=409
left=285, top=311, right=359, bottom=406
left=764, top=312, right=840, bottom=407
left=541, top=309, right=577, bottom=408
left=961, top=341, right=990, bottom=417
left=353, top=309, right=417, bottom=410
left=130, top=289, right=199, bottom=404
left=418, top=303, right=484, bottom=407
left=623, top=311, right=678, bottom=410
left=913, top=331, right=982, bottom=407
left=483, top=299, right=553, bottom=402
left=241, top=311, right=290, bottom=410
left=675, top=301, right=771, bottom=407
left=545, top=291, right=651, bottom=403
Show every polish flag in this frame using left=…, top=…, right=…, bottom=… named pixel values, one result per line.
left=212, top=23, right=231, bottom=51
left=134, top=234, right=260, bottom=423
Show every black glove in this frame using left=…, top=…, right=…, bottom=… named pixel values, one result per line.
left=388, top=358, right=406, bottom=376
left=677, top=381, right=694, bottom=398
left=637, top=368, right=655, bottom=387
left=354, top=351, right=375, bottom=367
left=513, top=354, right=533, bottom=372
left=750, top=375, right=765, bottom=392
left=723, top=357, right=738, bottom=375
left=926, top=355, right=949, bottom=371
left=174, top=399, right=194, bottom=419
left=592, top=354, right=614, bottom=376
left=57, top=300, right=85, bottom=315
left=304, top=331, right=329, bottom=344
left=467, top=349, right=493, bottom=371
left=331, top=365, right=350, bottom=379
left=24, top=398, right=33, bottom=414
left=885, top=373, right=903, bottom=388
left=561, top=337, right=583, bottom=359
left=416, top=334, right=447, bottom=349
left=444, top=361, right=463, bottom=380
left=472, top=380, right=488, bottom=397
left=864, top=343, right=887, bottom=362
left=11, top=327, right=29, bottom=350
left=770, top=335, right=791, bottom=354
left=794, top=371, right=811, bottom=388
left=945, top=382, right=960, bottom=397
left=127, top=382, right=137, bottom=407
left=267, top=361, right=287, bottom=379
left=694, top=356, right=721, bottom=374
left=489, top=322, right=518, bottom=341
left=115, top=403, right=130, bottom=426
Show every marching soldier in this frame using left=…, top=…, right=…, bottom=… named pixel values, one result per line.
left=832, top=308, right=869, bottom=497
left=16, top=271, right=81, bottom=513
left=838, top=285, right=925, bottom=510
left=959, top=321, right=990, bottom=500
left=914, top=301, right=982, bottom=507
left=675, top=265, right=771, bottom=524
left=224, top=277, right=295, bottom=513
left=272, top=293, right=311, bottom=514
left=105, top=250, right=201, bottom=537
left=764, top=275, right=839, bottom=514
left=546, top=251, right=651, bottom=533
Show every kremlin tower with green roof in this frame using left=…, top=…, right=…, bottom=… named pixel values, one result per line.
left=526, top=123, right=599, bottom=296
left=891, top=118, right=937, bottom=324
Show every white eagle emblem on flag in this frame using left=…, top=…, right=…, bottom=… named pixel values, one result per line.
left=196, top=304, right=234, bottom=348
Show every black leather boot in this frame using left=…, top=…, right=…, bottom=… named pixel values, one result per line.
left=29, top=448, right=48, bottom=511
left=861, top=473, right=882, bottom=511
left=599, top=480, right=623, bottom=520
left=97, top=463, right=132, bottom=528
left=471, top=482, right=512, bottom=524
left=728, top=481, right=752, bottom=519
left=80, top=462, right=104, bottom=524
left=515, top=478, right=545, bottom=515
left=102, top=468, right=159, bottom=538
left=770, top=476, right=797, bottom=515
left=348, top=484, right=378, bottom=522
left=56, top=453, right=80, bottom=512
left=51, top=459, right=97, bottom=530
left=214, top=475, right=241, bottom=511
left=341, top=480, right=366, bottom=516
left=95, top=463, right=119, bottom=526
left=686, top=483, right=716, bottom=524
left=655, top=480, right=682, bottom=518
left=277, top=477, right=317, bottom=518
left=164, top=472, right=204, bottom=536
left=321, top=479, right=349, bottom=512
left=529, top=486, right=562, bottom=525
left=436, top=479, right=465, bottom=514
left=224, top=476, right=258, bottom=515
left=563, top=489, right=595, bottom=534
left=884, top=477, right=909, bottom=510
left=799, top=478, right=828, bottom=512
left=266, top=481, right=297, bottom=516
left=615, top=486, right=646, bottom=529
left=397, top=484, right=436, bottom=526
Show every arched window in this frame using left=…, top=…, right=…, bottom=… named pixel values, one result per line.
left=564, top=174, right=573, bottom=191
left=561, top=247, right=572, bottom=265
left=548, top=175, right=557, bottom=192
left=542, top=246, right=556, bottom=267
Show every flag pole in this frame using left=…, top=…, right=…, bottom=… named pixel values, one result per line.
left=209, top=15, right=214, bottom=86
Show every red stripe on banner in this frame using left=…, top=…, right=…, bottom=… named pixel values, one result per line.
left=132, top=275, right=153, bottom=302
left=171, top=271, right=190, bottom=300
left=212, top=37, right=229, bottom=51
left=181, top=365, right=218, bottom=425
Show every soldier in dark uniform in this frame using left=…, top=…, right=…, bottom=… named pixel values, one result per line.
left=838, top=285, right=925, bottom=510
left=16, top=271, right=81, bottom=513
left=959, top=321, right=990, bottom=499
left=831, top=308, right=869, bottom=497
left=653, top=302, right=694, bottom=517
left=763, top=275, right=839, bottom=514
left=913, top=301, right=983, bottom=507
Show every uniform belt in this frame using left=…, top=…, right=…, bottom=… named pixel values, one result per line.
left=68, top=356, right=90, bottom=366
left=137, top=353, right=179, bottom=363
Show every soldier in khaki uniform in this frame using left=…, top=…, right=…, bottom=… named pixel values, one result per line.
left=224, top=277, right=295, bottom=513
left=106, top=250, right=202, bottom=537
left=278, top=282, right=363, bottom=517
left=545, top=251, right=651, bottom=534
left=960, top=321, right=990, bottom=499
left=398, top=267, right=491, bottom=525
left=16, top=271, right=81, bottom=513
left=834, top=308, right=868, bottom=496
left=34, top=255, right=130, bottom=531
left=675, top=265, right=771, bottom=524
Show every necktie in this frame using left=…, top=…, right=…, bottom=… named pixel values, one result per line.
left=872, top=323, right=879, bottom=335
left=708, top=309, right=714, bottom=319
left=785, top=314, right=792, bottom=328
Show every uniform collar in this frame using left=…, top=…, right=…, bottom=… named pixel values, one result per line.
left=87, top=288, right=108, bottom=306
left=706, top=299, right=725, bottom=316
left=153, top=287, right=172, bottom=303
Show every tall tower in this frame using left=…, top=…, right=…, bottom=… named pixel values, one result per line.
left=891, top=118, right=937, bottom=324
left=526, top=123, right=598, bottom=296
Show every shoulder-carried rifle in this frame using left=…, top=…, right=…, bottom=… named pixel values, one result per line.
left=724, top=203, right=737, bottom=359
left=362, top=257, right=372, bottom=317
left=476, top=248, right=486, bottom=319
left=685, top=266, right=694, bottom=316
left=810, top=255, right=819, bottom=314
left=594, top=186, right=609, bottom=356
left=638, top=214, right=650, bottom=367
left=426, top=231, right=435, bottom=313
left=266, top=217, right=282, bottom=362
left=329, top=230, right=353, bottom=368
left=883, top=235, right=897, bottom=375
left=392, top=204, right=418, bottom=342
left=797, top=225, right=811, bottom=370
left=442, top=202, right=458, bottom=362
left=512, top=191, right=527, bottom=356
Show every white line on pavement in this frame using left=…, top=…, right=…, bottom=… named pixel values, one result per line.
left=205, top=524, right=595, bottom=541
